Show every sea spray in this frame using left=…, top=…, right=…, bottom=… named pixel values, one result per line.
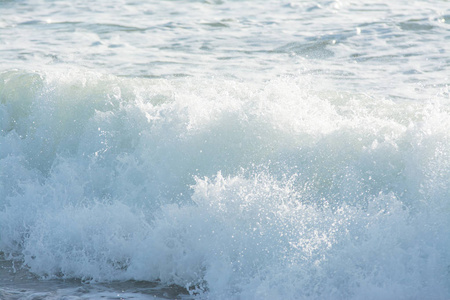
left=1, top=69, right=450, bottom=299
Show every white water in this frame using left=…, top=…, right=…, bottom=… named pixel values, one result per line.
left=1, top=0, right=450, bottom=299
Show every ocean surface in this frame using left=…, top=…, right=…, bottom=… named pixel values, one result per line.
left=1, top=0, right=450, bottom=299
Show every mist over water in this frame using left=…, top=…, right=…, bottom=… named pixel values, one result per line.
left=1, top=0, right=450, bottom=299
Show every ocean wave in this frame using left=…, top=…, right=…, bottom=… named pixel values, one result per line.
left=1, top=69, right=450, bottom=299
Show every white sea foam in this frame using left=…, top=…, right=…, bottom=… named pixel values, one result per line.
left=1, top=68, right=449, bottom=299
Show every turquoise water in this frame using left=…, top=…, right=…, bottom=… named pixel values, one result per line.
left=1, top=1, right=450, bottom=299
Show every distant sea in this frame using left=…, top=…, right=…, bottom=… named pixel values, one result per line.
left=1, top=0, right=449, bottom=299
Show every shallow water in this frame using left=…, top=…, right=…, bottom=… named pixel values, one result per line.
left=1, top=0, right=450, bottom=299
left=0, top=256, right=189, bottom=299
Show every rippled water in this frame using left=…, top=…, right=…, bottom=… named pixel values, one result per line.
left=1, top=0, right=449, bottom=97
left=1, top=0, right=450, bottom=299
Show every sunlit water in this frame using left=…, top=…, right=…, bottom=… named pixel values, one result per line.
left=1, top=0, right=450, bottom=299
